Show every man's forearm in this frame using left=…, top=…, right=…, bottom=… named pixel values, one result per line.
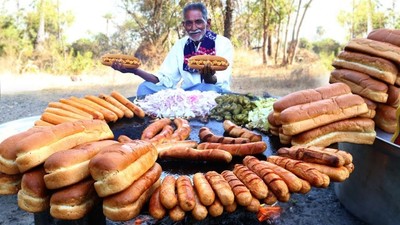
left=128, top=68, right=159, bottom=83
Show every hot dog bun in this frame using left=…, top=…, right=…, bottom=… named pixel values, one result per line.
left=0, top=172, right=21, bottom=195
left=43, top=140, right=118, bottom=189
left=89, top=140, right=158, bottom=197
left=344, top=38, right=400, bottom=64
left=101, top=53, right=141, bottom=69
left=330, top=69, right=388, bottom=103
left=387, top=85, right=400, bottom=108
left=50, top=179, right=99, bottom=220
left=332, top=51, right=398, bottom=85
left=188, top=55, right=229, bottom=71
left=367, top=28, right=400, bottom=47
left=291, top=117, right=376, bottom=147
left=17, top=167, right=49, bottom=213
left=280, top=94, right=368, bottom=136
left=374, top=103, right=396, bottom=133
left=15, top=120, right=114, bottom=173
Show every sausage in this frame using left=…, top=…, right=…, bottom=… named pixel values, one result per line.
left=267, top=156, right=330, bottom=187
left=44, top=107, right=90, bottom=120
left=40, top=112, right=78, bottom=125
left=47, top=102, right=93, bottom=119
left=191, top=190, right=208, bottom=221
left=149, top=187, right=166, bottom=220
left=155, top=140, right=198, bottom=154
left=232, top=164, right=269, bottom=200
left=34, top=119, right=54, bottom=126
left=193, top=173, right=215, bottom=206
left=59, top=98, right=104, bottom=120
left=299, top=179, right=312, bottom=194
left=159, top=175, right=178, bottom=209
left=117, top=135, right=133, bottom=143
left=85, top=95, right=125, bottom=119
left=246, top=197, right=261, bottom=212
left=98, top=93, right=134, bottom=118
left=197, top=141, right=267, bottom=156
left=221, top=170, right=252, bottom=206
left=199, top=127, right=250, bottom=144
left=208, top=197, right=224, bottom=217
left=148, top=125, right=174, bottom=145
left=224, top=200, right=237, bottom=213
left=110, top=91, right=145, bottom=118
left=176, top=175, right=196, bottom=211
left=223, top=120, right=262, bottom=142
left=169, top=205, right=186, bottom=222
left=159, top=147, right=232, bottom=163
left=141, top=118, right=172, bottom=140
left=70, top=96, right=118, bottom=122
left=170, top=118, right=191, bottom=141
left=263, top=190, right=278, bottom=205
left=243, top=156, right=290, bottom=202
left=205, top=171, right=235, bottom=206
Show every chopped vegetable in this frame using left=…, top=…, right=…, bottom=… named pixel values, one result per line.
left=246, top=97, right=277, bottom=132
left=134, top=88, right=221, bottom=119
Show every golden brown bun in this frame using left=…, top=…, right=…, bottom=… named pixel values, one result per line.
left=50, top=179, right=99, bottom=220
left=101, top=54, right=141, bottom=69
left=359, top=97, right=377, bottom=119
left=387, top=85, right=400, bottom=108
left=43, top=140, right=118, bottom=189
left=188, top=55, right=229, bottom=71
left=367, top=28, right=400, bottom=47
left=344, top=38, right=400, bottom=64
left=330, top=69, right=388, bottom=103
left=280, top=94, right=368, bottom=136
left=17, top=167, right=49, bottom=213
left=332, top=51, right=398, bottom=85
left=0, top=172, right=21, bottom=195
left=104, top=179, right=160, bottom=221
left=374, top=103, right=396, bottom=133
left=273, top=83, right=352, bottom=113
left=89, top=140, right=158, bottom=197
left=291, top=118, right=376, bottom=147
left=15, top=120, right=114, bottom=173
left=0, top=128, right=39, bottom=174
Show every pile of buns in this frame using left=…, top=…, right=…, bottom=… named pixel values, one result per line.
left=268, top=82, right=376, bottom=147
left=330, top=28, right=400, bottom=133
left=36, top=90, right=145, bottom=126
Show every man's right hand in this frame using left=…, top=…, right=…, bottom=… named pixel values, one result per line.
left=111, top=61, right=129, bottom=73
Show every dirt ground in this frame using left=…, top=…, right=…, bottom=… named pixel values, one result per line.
left=0, top=72, right=367, bottom=225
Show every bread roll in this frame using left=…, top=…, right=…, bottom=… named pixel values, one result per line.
left=89, top=140, right=158, bottom=197
left=0, top=127, right=39, bottom=174
left=330, top=69, right=388, bottom=103
left=50, top=179, right=99, bottom=220
left=0, top=172, right=21, bottom=195
left=374, top=103, right=396, bottom=133
left=367, top=28, right=400, bottom=47
left=387, top=85, right=400, bottom=108
left=15, top=119, right=114, bottom=173
left=332, top=51, right=398, bottom=84
left=43, top=140, right=118, bottom=189
left=188, top=55, right=229, bottom=71
left=17, top=167, right=49, bottom=213
left=103, top=164, right=162, bottom=220
left=345, top=38, right=400, bottom=64
left=280, top=94, right=368, bottom=136
left=291, top=118, right=376, bottom=147
left=359, top=97, right=377, bottom=119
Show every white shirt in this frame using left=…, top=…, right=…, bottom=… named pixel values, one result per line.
left=155, top=34, right=234, bottom=90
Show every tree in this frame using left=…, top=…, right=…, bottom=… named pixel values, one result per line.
left=224, top=0, right=233, bottom=38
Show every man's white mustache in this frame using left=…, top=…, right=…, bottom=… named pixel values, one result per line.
left=188, top=30, right=201, bottom=34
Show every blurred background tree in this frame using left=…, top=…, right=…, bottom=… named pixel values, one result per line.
left=0, top=0, right=398, bottom=75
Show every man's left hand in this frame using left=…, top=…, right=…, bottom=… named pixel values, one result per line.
left=199, top=63, right=217, bottom=84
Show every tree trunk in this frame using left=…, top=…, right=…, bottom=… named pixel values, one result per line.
left=262, top=0, right=269, bottom=65
left=35, top=0, right=45, bottom=53
left=287, top=0, right=301, bottom=65
left=223, top=0, right=233, bottom=38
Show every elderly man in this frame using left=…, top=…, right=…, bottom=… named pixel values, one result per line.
left=112, top=2, right=234, bottom=96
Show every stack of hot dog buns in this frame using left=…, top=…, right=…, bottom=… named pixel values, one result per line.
left=101, top=53, right=141, bottom=69
left=269, top=82, right=375, bottom=147
left=330, top=28, right=400, bottom=133
left=35, top=90, right=145, bottom=126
